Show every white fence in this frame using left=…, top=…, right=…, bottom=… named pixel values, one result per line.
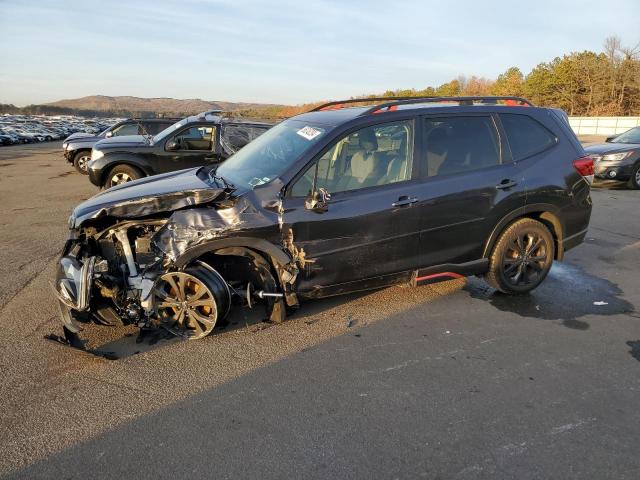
left=569, top=117, right=640, bottom=136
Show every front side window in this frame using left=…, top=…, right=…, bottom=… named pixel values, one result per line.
left=111, top=123, right=139, bottom=136
left=423, top=116, right=500, bottom=177
left=499, top=113, right=556, bottom=160
left=290, top=120, right=414, bottom=197
left=171, top=126, right=214, bottom=151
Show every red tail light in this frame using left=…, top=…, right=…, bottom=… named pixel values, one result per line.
left=573, top=156, right=595, bottom=183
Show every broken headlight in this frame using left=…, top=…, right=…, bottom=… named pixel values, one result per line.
left=54, top=255, right=95, bottom=311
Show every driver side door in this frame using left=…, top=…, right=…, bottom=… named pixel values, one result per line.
left=281, top=119, right=422, bottom=295
left=158, top=125, right=219, bottom=173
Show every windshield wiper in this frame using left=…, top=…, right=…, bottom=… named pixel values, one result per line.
left=208, top=168, right=236, bottom=191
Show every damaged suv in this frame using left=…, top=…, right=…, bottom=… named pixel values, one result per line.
left=55, top=96, right=593, bottom=346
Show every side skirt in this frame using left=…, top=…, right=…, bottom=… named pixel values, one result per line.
left=297, top=259, right=490, bottom=299
left=412, top=259, right=489, bottom=287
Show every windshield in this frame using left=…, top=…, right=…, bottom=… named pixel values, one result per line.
left=612, top=127, right=640, bottom=144
left=153, top=118, right=190, bottom=143
left=216, top=120, right=331, bottom=189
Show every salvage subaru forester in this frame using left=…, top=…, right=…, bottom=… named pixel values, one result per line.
left=54, top=96, right=593, bottom=347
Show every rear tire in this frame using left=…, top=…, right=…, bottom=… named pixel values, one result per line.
left=628, top=163, right=640, bottom=190
left=104, top=164, right=142, bottom=189
left=485, top=218, right=554, bottom=294
left=73, top=151, right=91, bottom=175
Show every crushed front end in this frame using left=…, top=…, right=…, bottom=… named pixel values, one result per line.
left=52, top=168, right=301, bottom=352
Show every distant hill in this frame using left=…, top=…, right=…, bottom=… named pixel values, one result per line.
left=44, top=95, right=283, bottom=117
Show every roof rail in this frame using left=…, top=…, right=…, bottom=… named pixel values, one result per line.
left=310, top=96, right=534, bottom=114
left=311, top=97, right=436, bottom=112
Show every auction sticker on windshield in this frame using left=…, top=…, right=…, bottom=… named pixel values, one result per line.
left=296, top=126, right=323, bottom=141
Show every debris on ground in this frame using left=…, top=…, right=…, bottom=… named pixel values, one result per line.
left=593, top=301, right=609, bottom=306
left=346, top=315, right=355, bottom=328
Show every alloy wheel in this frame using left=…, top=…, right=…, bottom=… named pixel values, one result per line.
left=77, top=155, right=90, bottom=172
left=110, top=172, right=132, bottom=187
left=502, top=232, right=550, bottom=288
left=152, top=271, right=218, bottom=339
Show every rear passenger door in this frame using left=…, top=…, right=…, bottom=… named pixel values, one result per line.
left=415, top=114, right=527, bottom=268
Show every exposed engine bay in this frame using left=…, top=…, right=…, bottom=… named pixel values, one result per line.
left=54, top=215, right=293, bottom=351
left=52, top=167, right=307, bottom=355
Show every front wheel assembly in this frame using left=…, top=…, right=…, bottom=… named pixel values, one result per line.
left=151, top=265, right=230, bottom=340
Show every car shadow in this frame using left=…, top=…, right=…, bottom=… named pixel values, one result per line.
left=464, top=262, right=635, bottom=330
left=55, top=289, right=379, bottom=360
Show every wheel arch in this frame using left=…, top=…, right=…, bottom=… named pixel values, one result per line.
left=483, top=204, right=566, bottom=261
left=173, top=236, right=299, bottom=308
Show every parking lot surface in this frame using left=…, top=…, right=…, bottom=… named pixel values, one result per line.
left=0, top=144, right=639, bottom=479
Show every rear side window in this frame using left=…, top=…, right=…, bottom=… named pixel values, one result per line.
left=144, top=122, right=173, bottom=135
left=423, top=116, right=501, bottom=177
left=499, top=114, right=556, bottom=161
left=221, top=125, right=269, bottom=154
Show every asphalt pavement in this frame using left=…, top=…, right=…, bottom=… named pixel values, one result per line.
left=0, top=143, right=639, bottom=479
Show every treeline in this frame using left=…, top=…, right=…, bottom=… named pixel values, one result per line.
left=3, top=36, right=638, bottom=120
left=239, top=36, right=640, bottom=119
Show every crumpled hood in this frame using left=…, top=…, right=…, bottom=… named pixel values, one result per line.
left=94, top=135, right=151, bottom=150
left=70, top=168, right=225, bottom=228
left=584, top=143, right=640, bottom=155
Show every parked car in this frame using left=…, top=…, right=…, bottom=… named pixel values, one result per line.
left=54, top=96, right=593, bottom=348
left=87, top=111, right=272, bottom=189
left=63, top=118, right=180, bottom=174
left=585, top=126, right=640, bottom=189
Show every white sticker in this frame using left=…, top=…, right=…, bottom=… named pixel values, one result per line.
left=296, top=126, right=323, bottom=141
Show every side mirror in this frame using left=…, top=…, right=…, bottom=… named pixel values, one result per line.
left=166, top=140, right=179, bottom=151
left=105, top=131, right=113, bottom=138
left=305, top=187, right=331, bottom=213
left=605, top=136, right=616, bottom=143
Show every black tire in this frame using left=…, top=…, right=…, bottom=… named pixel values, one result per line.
left=103, top=164, right=142, bottom=189
left=72, top=151, right=91, bottom=175
left=627, top=163, right=640, bottom=190
left=485, top=218, right=554, bottom=294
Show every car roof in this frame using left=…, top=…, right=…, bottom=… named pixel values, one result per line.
left=292, top=96, right=548, bottom=127
left=181, top=111, right=273, bottom=126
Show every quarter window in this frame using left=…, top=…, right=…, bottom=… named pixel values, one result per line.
left=423, top=116, right=500, bottom=177
left=290, top=120, right=414, bottom=197
left=499, top=114, right=556, bottom=161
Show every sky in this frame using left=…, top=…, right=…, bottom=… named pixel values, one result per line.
left=0, top=0, right=638, bottom=106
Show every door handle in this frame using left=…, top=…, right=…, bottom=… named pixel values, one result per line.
left=496, top=179, right=518, bottom=190
left=392, top=196, right=418, bottom=207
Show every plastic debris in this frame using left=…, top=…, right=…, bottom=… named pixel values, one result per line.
left=593, top=301, right=609, bottom=306
left=346, top=315, right=354, bottom=328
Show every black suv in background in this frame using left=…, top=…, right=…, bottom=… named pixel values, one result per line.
left=87, top=111, right=272, bottom=189
left=63, top=118, right=180, bottom=174
left=56, top=96, right=593, bottom=346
